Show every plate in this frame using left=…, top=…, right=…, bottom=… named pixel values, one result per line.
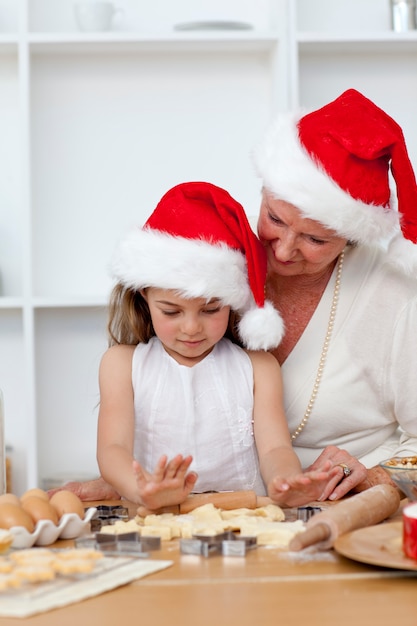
left=174, top=20, right=253, bottom=32
left=334, top=522, right=417, bottom=571
left=9, top=507, right=97, bottom=549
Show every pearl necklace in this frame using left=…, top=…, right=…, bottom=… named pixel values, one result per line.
left=291, top=249, right=345, bottom=441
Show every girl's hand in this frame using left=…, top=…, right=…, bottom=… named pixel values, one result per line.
left=306, top=445, right=368, bottom=501
left=133, top=454, right=198, bottom=510
left=267, top=461, right=340, bottom=507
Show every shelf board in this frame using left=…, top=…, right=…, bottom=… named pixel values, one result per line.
left=31, top=296, right=108, bottom=309
left=298, top=31, right=417, bottom=54
left=0, top=34, right=18, bottom=54
left=0, top=296, right=109, bottom=309
left=27, top=30, right=279, bottom=54
left=0, top=297, right=23, bottom=310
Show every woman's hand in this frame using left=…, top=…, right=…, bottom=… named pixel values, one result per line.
left=133, top=454, right=198, bottom=510
left=267, top=461, right=340, bottom=507
left=47, top=476, right=121, bottom=501
left=350, top=464, right=400, bottom=494
left=306, top=445, right=368, bottom=501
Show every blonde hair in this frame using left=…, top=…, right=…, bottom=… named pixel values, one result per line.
left=107, top=283, right=243, bottom=348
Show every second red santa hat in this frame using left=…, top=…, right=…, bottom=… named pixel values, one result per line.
left=253, top=88, right=417, bottom=273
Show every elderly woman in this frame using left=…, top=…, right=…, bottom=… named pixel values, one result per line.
left=253, top=88, right=417, bottom=501
left=49, top=89, right=417, bottom=504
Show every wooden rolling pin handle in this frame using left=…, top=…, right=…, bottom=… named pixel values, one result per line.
left=289, top=523, right=330, bottom=552
left=256, top=496, right=274, bottom=508
left=289, top=484, right=400, bottom=552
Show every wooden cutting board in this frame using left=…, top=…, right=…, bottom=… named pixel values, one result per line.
left=334, top=521, right=417, bottom=571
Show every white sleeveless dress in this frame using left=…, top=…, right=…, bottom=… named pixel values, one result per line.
left=132, top=336, right=266, bottom=495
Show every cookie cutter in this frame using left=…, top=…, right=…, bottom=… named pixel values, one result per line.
left=75, top=530, right=161, bottom=557
left=180, top=531, right=257, bottom=557
left=89, top=505, right=129, bottom=532
left=296, top=506, right=322, bottom=522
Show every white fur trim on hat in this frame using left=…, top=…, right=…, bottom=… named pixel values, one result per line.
left=111, top=226, right=285, bottom=350
left=111, top=227, right=252, bottom=312
left=252, top=112, right=400, bottom=244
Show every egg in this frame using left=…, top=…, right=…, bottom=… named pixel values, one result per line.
left=20, top=488, right=50, bottom=503
left=21, top=496, right=59, bottom=525
left=49, top=490, right=85, bottom=520
left=0, top=493, right=21, bottom=507
left=0, top=503, right=35, bottom=532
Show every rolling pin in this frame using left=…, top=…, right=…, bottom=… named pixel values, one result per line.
left=289, top=484, right=400, bottom=551
left=137, top=490, right=273, bottom=517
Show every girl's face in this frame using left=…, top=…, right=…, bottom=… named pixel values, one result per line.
left=257, top=191, right=348, bottom=278
left=142, top=288, right=231, bottom=366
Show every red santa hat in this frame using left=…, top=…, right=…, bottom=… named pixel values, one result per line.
left=111, top=181, right=284, bottom=350
left=253, top=88, right=417, bottom=274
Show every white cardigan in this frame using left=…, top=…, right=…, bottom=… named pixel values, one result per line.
left=282, top=242, right=417, bottom=469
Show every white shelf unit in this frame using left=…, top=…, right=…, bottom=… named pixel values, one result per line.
left=1, top=0, right=417, bottom=495
left=0, top=0, right=289, bottom=494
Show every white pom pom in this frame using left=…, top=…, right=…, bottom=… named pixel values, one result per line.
left=238, top=301, right=285, bottom=351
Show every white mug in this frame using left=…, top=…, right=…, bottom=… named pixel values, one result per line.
left=74, top=1, right=122, bottom=32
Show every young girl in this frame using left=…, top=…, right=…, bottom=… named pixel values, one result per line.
left=96, top=181, right=337, bottom=509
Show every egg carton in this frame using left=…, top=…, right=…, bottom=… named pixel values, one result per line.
left=7, top=507, right=97, bottom=549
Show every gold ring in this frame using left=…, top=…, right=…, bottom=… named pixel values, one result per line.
left=337, top=463, right=352, bottom=478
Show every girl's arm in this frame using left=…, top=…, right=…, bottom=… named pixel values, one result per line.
left=249, top=350, right=302, bottom=479
left=97, top=344, right=197, bottom=506
left=96, top=344, right=139, bottom=501
left=249, top=351, right=337, bottom=507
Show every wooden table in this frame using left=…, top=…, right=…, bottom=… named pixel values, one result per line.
left=1, top=500, right=416, bottom=626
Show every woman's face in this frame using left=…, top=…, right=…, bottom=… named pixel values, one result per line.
left=257, top=191, right=348, bottom=278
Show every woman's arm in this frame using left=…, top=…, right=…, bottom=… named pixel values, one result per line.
left=47, top=476, right=120, bottom=501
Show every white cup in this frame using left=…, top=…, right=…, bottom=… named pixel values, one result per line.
left=74, top=1, right=122, bottom=32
